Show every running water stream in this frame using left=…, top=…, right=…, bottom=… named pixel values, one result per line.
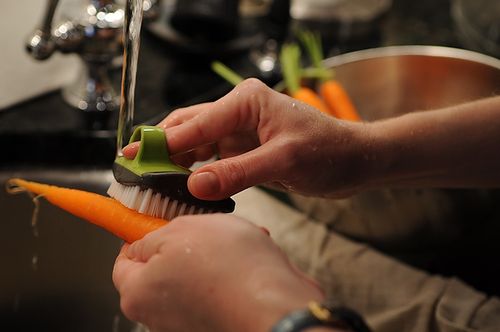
left=116, top=0, right=144, bottom=155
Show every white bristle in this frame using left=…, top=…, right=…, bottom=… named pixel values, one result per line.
left=166, top=199, right=178, bottom=220
left=150, top=193, right=163, bottom=218
left=107, top=179, right=215, bottom=220
left=160, top=195, right=170, bottom=219
left=187, top=205, right=196, bottom=215
left=177, top=203, right=187, bottom=216
left=138, top=189, right=153, bottom=213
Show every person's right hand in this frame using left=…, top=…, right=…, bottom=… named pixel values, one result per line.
left=124, top=79, right=370, bottom=200
left=112, top=214, right=328, bottom=332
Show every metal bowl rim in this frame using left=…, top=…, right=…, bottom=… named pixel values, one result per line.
left=323, top=45, right=500, bottom=70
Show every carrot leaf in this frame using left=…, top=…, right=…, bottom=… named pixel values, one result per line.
left=211, top=61, right=244, bottom=86
left=279, top=43, right=302, bottom=94
left=297, top=29, right=332, bottom=82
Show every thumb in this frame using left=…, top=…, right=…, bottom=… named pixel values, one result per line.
left=188, top=144, right=285, bottom=200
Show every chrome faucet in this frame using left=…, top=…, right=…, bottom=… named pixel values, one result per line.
left=26, top=0, right=159, bottom=115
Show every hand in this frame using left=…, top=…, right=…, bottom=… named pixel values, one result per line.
left=124, top=79, right=369, bottom=200
left=112, top=214, right=326, bottom=332
left=126, top=83, right=500, bottom=196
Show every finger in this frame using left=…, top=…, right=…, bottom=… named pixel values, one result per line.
left=122, top=103, right=217, bottom=160
left=171, top=144, right=217, bottom=167
left=158, top=102, right=213, bottom=129
left=126, top=226, right=170, bottom=262
left=121, top=103, right=214, bottom=160
left=112, top=244, right=144, bottom=291
left=187, top=140, right=290, bottom=200
left=122, top=140, right=215, bottom=164
left=165, top=79, right=275, bottom=155
left=122, top=141, right=140, bottom=159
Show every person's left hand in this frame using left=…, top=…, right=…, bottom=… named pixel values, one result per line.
left=112, top=214, right=325, bottom=332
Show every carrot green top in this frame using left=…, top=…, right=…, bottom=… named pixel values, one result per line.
left=279, top=43, right=302, bottom=94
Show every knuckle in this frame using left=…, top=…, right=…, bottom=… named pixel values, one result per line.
left=163, top=109, right=184, bottom=126
left=238, top=78, right=268, bottom=94
left=237, top=79, right=271, bottom=106
left=235, top=79, right=272, bottom=126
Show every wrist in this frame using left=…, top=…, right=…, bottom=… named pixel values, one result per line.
left=255, top=278, right=326, bottom=332
left=218, top=269, right=326, bottom=332
left=361, top=113, right=434, bottom=189
left=270, top=301, right=370, bottom=332
left=357, top=120, right=394, bottom=190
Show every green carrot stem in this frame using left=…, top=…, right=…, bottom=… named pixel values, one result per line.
left=279, top=43, right=301, bottom=94
left=211, top=61, right=244, bottom=86
left=302, top=67, right=333, bottom=81
left=297, top=30, right=332, bottom=82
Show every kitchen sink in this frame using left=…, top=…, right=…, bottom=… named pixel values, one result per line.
left=0, top=168, right=141, bottom=332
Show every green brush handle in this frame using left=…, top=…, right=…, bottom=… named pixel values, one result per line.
left=115, top=125, right=190, bottom=176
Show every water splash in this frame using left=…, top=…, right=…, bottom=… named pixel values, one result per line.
left=116, top=0, right=144, bottom=155
left=31, top=195, right=42, bottom=237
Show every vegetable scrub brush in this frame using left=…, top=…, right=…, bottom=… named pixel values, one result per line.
left=108, top=125, right=235, bottom=220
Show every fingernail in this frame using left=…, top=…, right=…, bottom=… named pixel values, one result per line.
left=190, top=172, right=220, bottom=197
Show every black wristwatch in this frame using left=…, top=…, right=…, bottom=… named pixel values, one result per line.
left=270, top=301, right=371, bottom=332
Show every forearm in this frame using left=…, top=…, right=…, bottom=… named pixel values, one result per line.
left=364, top=96, right=500, bottom=189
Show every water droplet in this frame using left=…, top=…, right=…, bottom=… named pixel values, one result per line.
left=31, top=196, right=41, bottom=237
left=291, top=102, right=296, bottom=108
left=31, top=254, right=38, bottom=271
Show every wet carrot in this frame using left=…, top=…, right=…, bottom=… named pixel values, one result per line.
left=7, top=178, right=168, bottom=243
left=293, top=86, right=332, bottom=115
left=279, top=43, right=333, bottom=116
left=320, top=80, right=361, bottom=121
left=298, top=30, right=361, bottom=121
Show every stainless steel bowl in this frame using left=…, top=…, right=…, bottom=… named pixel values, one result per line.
left=324, top=45, right=500, bottom=120
left=291, top=46, right=500, bottom=290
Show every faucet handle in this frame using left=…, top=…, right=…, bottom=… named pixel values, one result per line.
left=26, top=0, right=60, bottom=60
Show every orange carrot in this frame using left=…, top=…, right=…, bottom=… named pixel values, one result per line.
left=292, top=87, right=332, bottom=115
left=7, top=178, right=168, bottom=243
left=279, top=43, right=334, bottom=116
left=320, top=80, right=361, bottom=121
left=298, top=30, right=361, bottom=121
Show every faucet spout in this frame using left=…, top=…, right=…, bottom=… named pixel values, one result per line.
left=25, top=0, right=160, bottom=129
left=26, top=0, right=60, bottom=60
